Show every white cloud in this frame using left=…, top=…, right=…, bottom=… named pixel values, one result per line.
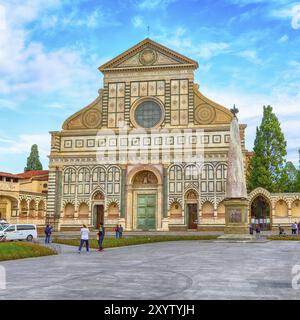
left=271, top=3, right=300, bottom=30
left=0, top=4, right=6, bottom=30
left=278, top=34, right=289, bottom=43
left=137, top=0, right=177, bottom=10
left=0, top=99, right=17, bottom=110
left=201, top=84, right=300, bottom=163
left=237, top=50, right=262, bottom=64
left=60, top=8, right=120, bottom=29
left=0, top=133, right=50, bottom=158
left=196, top=42, right=230, bottom=60
left=132, top=16, right=145, bottom=28
left=291, top=4, right=300, bottom=29
left=0, top=2, right=102, bottom=99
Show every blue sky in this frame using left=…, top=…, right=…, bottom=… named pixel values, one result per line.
left=0, top=0, right=300, bottom=172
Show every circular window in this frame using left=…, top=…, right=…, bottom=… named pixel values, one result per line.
left=134, top=100, right=163, bottom=128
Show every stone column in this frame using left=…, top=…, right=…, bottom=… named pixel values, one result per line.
left=157, top=185, right=163, bottom=230
left=126, top=185, right=133, bottom=231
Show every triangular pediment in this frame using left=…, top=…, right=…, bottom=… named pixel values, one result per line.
left=99, top=38, right=198, bottom=72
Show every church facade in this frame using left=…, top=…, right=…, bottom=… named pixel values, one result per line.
left=47, top=39, right=300, bottom=231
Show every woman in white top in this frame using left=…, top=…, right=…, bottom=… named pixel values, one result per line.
left=78, top=224, right=90, bottom=253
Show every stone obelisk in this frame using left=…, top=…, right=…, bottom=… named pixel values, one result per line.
left=219, top=115, right=253, bottom=240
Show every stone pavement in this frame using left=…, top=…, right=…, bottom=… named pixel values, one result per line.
left=1, top=240, right=300, bottom=300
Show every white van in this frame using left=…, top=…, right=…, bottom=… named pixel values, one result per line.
left=0, top=224, right=37, bottom=241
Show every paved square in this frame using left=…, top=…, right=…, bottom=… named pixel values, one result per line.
left=0, top=240, right=300, bottom=300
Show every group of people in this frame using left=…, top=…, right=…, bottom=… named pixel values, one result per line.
left=249, top=224, right=261, bottom=237
left=278, top=222, right=300, bottom=236
left=114, top=224, right=123, bottom=239
left=78, top=223, right=106, bottom=253
left=291, top=222, right=300, bottom=235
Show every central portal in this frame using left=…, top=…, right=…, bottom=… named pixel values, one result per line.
left=137, top=194, right=156, bottom=230
left=188, top=204, right=198, bottom=229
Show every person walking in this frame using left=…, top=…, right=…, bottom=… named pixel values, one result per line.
left=278, top=224, right=285, bottom=236
left=44, top=224, right=53, bottom=244
left=98, top=222, right=105, bottom=251
left=298, top=222, right=300, bottom=235
left=114, top=224, right=119, bottom=239
left=255, top=224, right=261, bottom=239
left=118, top=224, right=123, bottom=238
left=78, top=224, right=89, bottom=253
left=291, top=222, right=297, bottom=235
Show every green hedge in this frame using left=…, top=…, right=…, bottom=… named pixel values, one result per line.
left=0, top=242, right=56, bottom=261
left=267, top=235, right=300, bottom=241
left=54, top=235, right=218, bottom=249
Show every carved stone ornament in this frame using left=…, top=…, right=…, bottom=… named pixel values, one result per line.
left=229, top=209, right=242, bottom=223
left=195, top=104, right=216, bottom=124
left=82, top=109, right=102, bottom=129
left=139, top=49, right=157, bottom=66
left=133, top=171, right=158, bottom=185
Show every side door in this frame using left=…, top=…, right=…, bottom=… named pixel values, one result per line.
left=16, top=225, right=26, bottom=240
left=4, top=225, right=18, bottom=240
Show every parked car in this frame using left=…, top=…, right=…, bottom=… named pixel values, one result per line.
left=0, top=224, right=9, bottom=231
left=0, top=224, right=37, bottom=241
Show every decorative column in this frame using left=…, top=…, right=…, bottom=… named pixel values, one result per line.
left=126, top=185, right=133, bottom=231
left=157, top=184, right=163, bottom=230
left=219, top=116, right=253, bottom=240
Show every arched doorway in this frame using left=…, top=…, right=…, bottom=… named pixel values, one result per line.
left=132, top=170, right=159, bottom=230
left=0, top=196, right=18, bottom=221
left=185, top=190, right=198, bottom=229
left=92, top=191, right=104, bottom=229
left=250, top=196, right=271, bottom=231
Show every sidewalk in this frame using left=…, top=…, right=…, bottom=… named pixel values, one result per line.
left=50, top=230, right=279, bottom=239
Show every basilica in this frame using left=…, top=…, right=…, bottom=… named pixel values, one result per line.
left=46, top=38, right=300, bottom=231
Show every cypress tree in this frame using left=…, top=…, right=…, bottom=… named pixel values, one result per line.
left=248, top=105, right=287, bottom=193
left=283, top=161, right=298, bottom=192
left=24, top=144, right=43, bottom=172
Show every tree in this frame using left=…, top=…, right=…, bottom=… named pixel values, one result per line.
left=248, top=105, right=287, bottom=193
left=24, top=144, right=43, bottom=172
left=295, top=169, right=300, bottom=192
left=283, top=161, right=298, bottom=192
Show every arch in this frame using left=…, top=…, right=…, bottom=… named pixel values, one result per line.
left=215, top=163, right=227, bottom=193
left=248, top=187, right=271, bottom=204
left=29, top=199, right=36, bottom=217
left=64, top=203, right=75, bottom=218
left=91, top=190, right=105, bottom=201
left=275, top=199, right=288, bottom=217
left=63, top=167, right=77, bottom=195
left=127, top=165, right=163, bottom=185
left=133, top=170, right=158, bottom=185
left=184, top=164, right=200, bottom=180
left=170, top=201, right=182, bottom=217
left=107, top=202, right=119, bottom=217
left=292, top=200, right=300, bottom=218
left=168, top=164, right=183, bottom=177
left=168, top=164, right=183, bottom=194
left=38, top=200, right=46, bottom=218
left=201, top=163, right=214, bottom=193
left=250, top=195, right=271, bottom=230
left=78, top=202, right=89, bottom=218
left=91, top=166, right=106, bottom=183
left=217, top=201, right=225, bottom=218
left=78, top=167, right=90, bottom=182
left=202, top=201, right=214, bottom=218
left=20, top=199, right=28, bottom=216
left=0, top=196, right=18, bottom=219
left=185, top=189, right=199, bottom=202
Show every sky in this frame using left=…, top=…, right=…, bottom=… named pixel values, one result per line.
left=0, top=0, right=300, bottom=173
